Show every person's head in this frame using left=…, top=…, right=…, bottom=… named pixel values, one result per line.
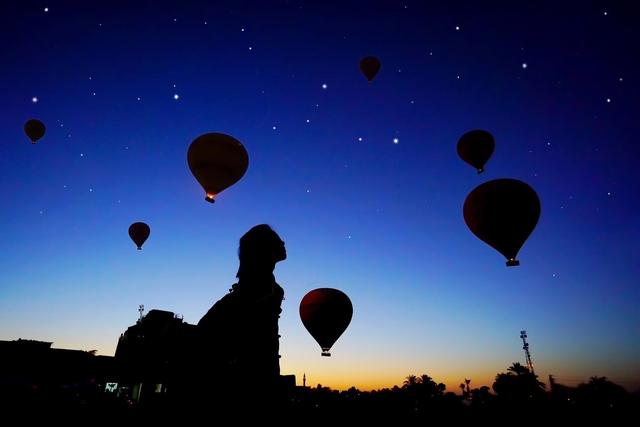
left=236, top=224, right=286, bottom=279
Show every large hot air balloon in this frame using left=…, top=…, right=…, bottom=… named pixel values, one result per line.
left=187, top=132, right=249, bottom=203
left=128, top=222, right=150, bottom=250
left=457, top=129, right=495, bottom=173
left=463, top=179, right=540, bottom=266
left=359, top=56, right=381, bottom=82
left=24, top=119, right=46, bottom=144
left=300, top=288, right=353, bottom=356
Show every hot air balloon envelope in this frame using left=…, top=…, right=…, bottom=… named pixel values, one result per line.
left=128, top=222, right=150, bottom=250
left=463, top=179, right=540, bottom=266
left=457, top=129, right=495, bottom=173
left=187, top=132, right=249, bottom=203
left=24, top=119, right=46, bottom=144
left=359, top=56, right=381, bottom=82
left=300, top=288, right=353, bottom=356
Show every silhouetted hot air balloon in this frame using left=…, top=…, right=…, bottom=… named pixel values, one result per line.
left=300, top=288, right=353, bottom=356
left=359, top=56, right=381, bottom=82
left=463, top=179, right=540, bottom=266
left=187, top=132, right=249, bottom=203
left=457, top=129, right=495, bottom=173
left=24, top=119, right=46, bottom=144
left=128, top=222, right=150, bottom=250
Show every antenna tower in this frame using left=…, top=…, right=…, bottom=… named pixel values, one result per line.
left=520, top=330, right=534, bottom=375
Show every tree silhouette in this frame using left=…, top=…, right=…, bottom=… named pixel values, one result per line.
left=493, top=362, right=545, bottom=402
left=403, top=375, right=418, bottom=388
left=507, top=362, right=529, bottom=375
left=575, top=376, right=629, bottom=410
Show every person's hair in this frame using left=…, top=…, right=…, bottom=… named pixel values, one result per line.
left=236, top=224, right=281, bottom=279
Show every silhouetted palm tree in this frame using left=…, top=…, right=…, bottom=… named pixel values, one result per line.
left=403, top=375, right=418, bottom=388
left=507, top=362, right=529, bottom=376
left=493, top=362, right=545, bottom=401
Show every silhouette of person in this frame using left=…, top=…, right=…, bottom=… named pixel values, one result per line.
left=194, top=224, right=286, bottom=409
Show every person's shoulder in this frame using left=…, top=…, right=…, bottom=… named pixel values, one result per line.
left=197, top=286, right=240, bottom=326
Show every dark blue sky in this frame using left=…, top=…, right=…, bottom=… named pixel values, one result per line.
left=1, top=1, right=638, bottom=390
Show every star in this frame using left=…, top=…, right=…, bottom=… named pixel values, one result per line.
left=606, top=98, right=611, bottom=103
left=80, top=153, right=84, bottom=157
left=248, top=46, right=253, bottom=51
left=173, top=94, right=179, bottom=100
left=358, top=137, right=363, bottom=142
left=137, top=97, right=141, bottom=101
left=455, top=26, right=460, bottom=31
left=321, top=83, right=327, bottom=89
left=393, top=138, right=399, bottom=144
left=32, top=96, right=38, bottom=103
left=272, top=125, right=277, bottom=130
left=241, top=27, right=245, bottom=32
left=603, top=11, right=608, bottom=16
left=44, top=7, right=48, bottom=12
left=89, top=188, right=93, bottom=193
left=306, top=119, right=310, bottom=123
left=522, top=63, right=528, bottom=69
left=456, top=75, right=461, bottom=79
left=92, top=92, right=96, bottom=96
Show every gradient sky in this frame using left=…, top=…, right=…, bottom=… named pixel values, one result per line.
left=1, top=1, right=638, bottom=392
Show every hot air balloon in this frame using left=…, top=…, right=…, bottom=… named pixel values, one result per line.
left=24, top=119, right=46, bottom=144
left=187, top=132, right=249, bottom=203
left=457, top=129, right=495, bottom=173
left=463, top=179, right=540, bottom=266
left=128, top=222, right=150, bottom=250
left=359, top=56, right=381, bottom=82
left=300, top=288, right=353, bottom=356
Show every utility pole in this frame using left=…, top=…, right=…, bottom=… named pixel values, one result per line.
left=520, top=330, right=535, bottom=375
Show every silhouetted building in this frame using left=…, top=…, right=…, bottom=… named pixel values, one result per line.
left=0, top=339, right=116, bottom=406
left=115, top=309, right=197, bottom=402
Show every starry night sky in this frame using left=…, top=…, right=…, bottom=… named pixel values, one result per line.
left=1, top=1, right=638, bottom=391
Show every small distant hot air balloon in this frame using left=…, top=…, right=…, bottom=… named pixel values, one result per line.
left=359, top=56, right=381, bottom=82
left=300, top=288, right=353, bottom=357
left=187, top=132, right=249, bottom=203
left=128, top=222, right=150, bottom=250
left=457, top=129, right=495, bottom=173
left=463, top=179, right=541, bottom=266
left=24, top=119, right=46, bottom=144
